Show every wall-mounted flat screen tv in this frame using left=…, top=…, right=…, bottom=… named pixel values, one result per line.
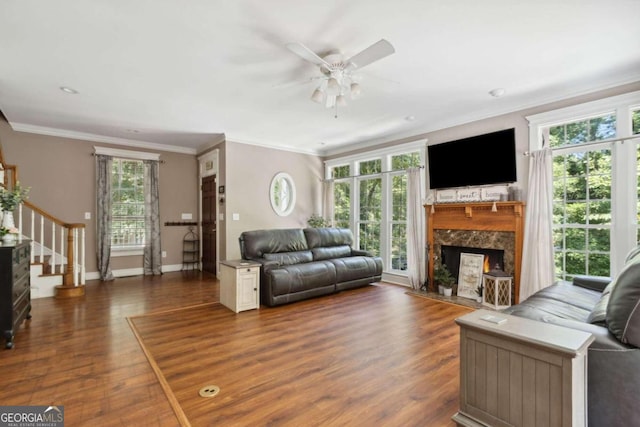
left=427, top=128, right=517, bottom=190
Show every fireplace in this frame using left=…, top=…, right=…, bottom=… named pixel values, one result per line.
left=425, top=201, right=525, bottom=303
left=440, top=245, right=504, bottom=283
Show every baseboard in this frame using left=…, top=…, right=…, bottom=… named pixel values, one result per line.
left=382, top=272, right=410, bottom=286
left=84, top=264, right=184, bottom=281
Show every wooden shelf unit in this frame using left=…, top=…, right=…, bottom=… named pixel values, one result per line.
left=425, top=201, right=525, bottom=303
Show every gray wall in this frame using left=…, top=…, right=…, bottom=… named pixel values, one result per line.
left=0, top=119, right=199, bottom=274
left=222, top=141, right=324, bottom=260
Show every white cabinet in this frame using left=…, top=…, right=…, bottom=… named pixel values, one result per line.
left=219, top=260, right=260, bottom=313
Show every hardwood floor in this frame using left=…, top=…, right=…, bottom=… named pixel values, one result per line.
left=0, top=272, right=471, bottom=426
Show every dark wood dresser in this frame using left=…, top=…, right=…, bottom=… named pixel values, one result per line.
left=0, top=240, right=31, bottom=349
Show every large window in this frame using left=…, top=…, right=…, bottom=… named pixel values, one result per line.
left=529, top=91, right=640, bottom=279
left=332, top=165, right=351, bottom=229
left=358, top=159, right=382, bottom=256
left=633, top=108, right=640, bottom=135
left=390, top=152, right=421, bottom=271
left=547, top=114, right=615, bottom=278
left=111, top=158, right=145, bottom=249
left=326, top=142, right=425, bottom=279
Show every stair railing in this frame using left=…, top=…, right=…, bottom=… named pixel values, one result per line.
left=3, top=164, right=86, bottom=291
left=19, top=201, right=86, bottom=287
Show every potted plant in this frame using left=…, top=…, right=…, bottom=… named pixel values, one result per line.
left=0, top=182, right=29, bottom=232
left=0, top=225, right=19, bottom=243
left=307, top=214, right=328, bottom=228
left=434, top=263, right=455, bottom=296
left=0, top=182, right=29, bottom=212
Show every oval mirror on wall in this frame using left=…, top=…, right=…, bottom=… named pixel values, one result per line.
left=270, top=172, right=296, bottom=216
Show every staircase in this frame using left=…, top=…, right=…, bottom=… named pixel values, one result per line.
left=2, top=162, right=86, bottom=299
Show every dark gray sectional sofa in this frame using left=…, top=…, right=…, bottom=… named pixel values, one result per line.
left=239, top=227, right=383, bottom=307
left=503, top=246, right=640, bottom=426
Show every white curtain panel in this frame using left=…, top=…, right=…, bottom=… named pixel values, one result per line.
left=520, top=149, right=555, bottom=301
left=322, top=180, right=335, bottom=227
left=407, top=167, right=425, bottom=290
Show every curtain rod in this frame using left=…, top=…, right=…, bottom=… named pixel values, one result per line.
left=91, top=152, right=165, bottom=163
left=322, top=165, right=424, bottom=182
left=524, top=135, right=640, bottom=156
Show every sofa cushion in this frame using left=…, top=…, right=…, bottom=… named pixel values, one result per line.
left=304, top=227, right=353, bottom=248
left=587, top=281, right=615, bottom=325
left=587, top=293, right=611, bottom=325
left=626, top=245, right=640, bottom=263
left=329, top=256, right=383, bottom=283
left=606, top=250, right=640, bottom=347
left=502, top=281, right=598, bottom=323
left=263, top=250, right=313, bottom=265
left=267, top=261, right=337, bottom=296
left=312, top=245, right=352, bottom=261
left=240, top=228, right=308, bottom=258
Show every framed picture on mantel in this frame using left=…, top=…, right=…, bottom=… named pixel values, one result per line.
left=457, top=253, right=484, bottom=300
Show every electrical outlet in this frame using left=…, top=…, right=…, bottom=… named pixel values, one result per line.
left=162, top=251, right=167, bottom=258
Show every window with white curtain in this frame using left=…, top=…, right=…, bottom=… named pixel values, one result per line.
left=527, top=91, right=640, bottom=279
left=325, top=141, right=426, bottom=278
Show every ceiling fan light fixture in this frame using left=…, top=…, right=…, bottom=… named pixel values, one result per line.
left=327, top=77, right=340, bottom=95
left=310, top=88, right=324, bottom=103
left=350, top=82, right=361, bottom=98
left=287, top=39, right=395, bottom=112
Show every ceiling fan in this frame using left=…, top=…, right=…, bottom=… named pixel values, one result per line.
left=285, top=39, right=395, bottom=113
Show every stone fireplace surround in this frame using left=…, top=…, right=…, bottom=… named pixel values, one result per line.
left=425, top=202, right=525, bottom=303
left=440, top=242, right=508, bottom=283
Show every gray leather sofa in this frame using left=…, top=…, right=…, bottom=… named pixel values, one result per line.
left=502, top=246, right=640, bottom=426
left=239, top=227, right=383, bottom=307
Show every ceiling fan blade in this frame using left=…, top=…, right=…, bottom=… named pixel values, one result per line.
left=345, top=39, right=395, bottom=70
left=286, top=42, right=331, bottom=68
left=272, top=75, right=324, bottom=89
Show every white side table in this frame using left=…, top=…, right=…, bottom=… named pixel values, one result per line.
left=219, top=260, right=260, bottom=313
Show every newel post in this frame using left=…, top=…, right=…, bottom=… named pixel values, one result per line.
left=55, top=223, right=86, bottom=298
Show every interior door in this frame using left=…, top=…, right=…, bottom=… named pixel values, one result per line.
left=201, top=174, right=217, bottom=274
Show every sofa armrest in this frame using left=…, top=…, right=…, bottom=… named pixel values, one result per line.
left=351, top=249, right=373, bottom=257
left=573, top=275, right=611, bottom=293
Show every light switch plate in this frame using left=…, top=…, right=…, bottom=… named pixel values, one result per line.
left=84, top=212, right=91, bottom=220
left=232, top=213, right=240, bottom=221
left=181, top=213, right=192, bottom=220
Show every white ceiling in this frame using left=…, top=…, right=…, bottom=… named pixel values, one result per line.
left=1, top=0, right=639, bottom=156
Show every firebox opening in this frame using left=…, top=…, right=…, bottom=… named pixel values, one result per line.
left=440, top=245, right=505, bottom=284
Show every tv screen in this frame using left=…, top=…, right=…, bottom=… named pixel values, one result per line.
left=427, top=128, right=517, bottom=190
